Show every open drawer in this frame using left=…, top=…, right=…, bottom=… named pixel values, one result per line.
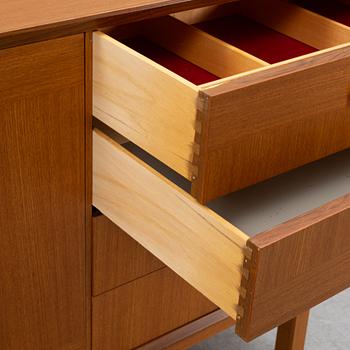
left=93, top=0, right=350, bottom=203
left=93, top=127, right=350, bottom=341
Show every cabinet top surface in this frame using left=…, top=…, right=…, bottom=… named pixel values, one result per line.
left=0, top=0, right=230, bottom=48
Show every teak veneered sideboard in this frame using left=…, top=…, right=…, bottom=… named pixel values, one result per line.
left=1, top=0, right=350, bottom=349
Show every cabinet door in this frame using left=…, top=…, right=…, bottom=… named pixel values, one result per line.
left=0, top=35, right=86, bottom=350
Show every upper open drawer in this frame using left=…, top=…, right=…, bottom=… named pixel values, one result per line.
left=93, top=125, right=350, bottom=341
left=93, top=0, right=350, bottom=203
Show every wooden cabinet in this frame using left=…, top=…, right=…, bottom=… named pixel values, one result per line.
left=1, top=1, right=350, bottom=350
left=0, top=35, right=87, bottom=350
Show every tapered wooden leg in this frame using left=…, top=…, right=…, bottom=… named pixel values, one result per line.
left=275, top=311, right=310, bottom=350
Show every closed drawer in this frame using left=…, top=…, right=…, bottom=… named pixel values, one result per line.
left=93, top=128, right=350, bottom=341
left=93, top=0, right=350, bottom=203
left=92, top=267, right=217, bottom=350
left=93, top=214, right=164, bottom=295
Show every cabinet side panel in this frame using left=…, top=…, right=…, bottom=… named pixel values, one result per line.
left=0, top=35, right=86, bottom=350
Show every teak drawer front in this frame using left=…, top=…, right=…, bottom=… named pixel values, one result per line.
left=92, top=267, right=217, bottom=350
left=93, top=4, right=350, bottom=203
left=93, top=214, right=164, bottom=295
left=93, top=130, right=350, bottom=341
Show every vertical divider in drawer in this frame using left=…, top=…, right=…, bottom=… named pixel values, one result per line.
left=139, top=16, right=268, bottom=78
left=241, top=0, right=350, bottom=49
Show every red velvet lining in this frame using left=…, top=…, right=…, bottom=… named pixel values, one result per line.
left=123, top=14, right=318, bottom=84
left=195, top=14, right=317, bottom=64
left=122, top=37, right=219, bottom=85
left=294, top=0, right=350, bottom=26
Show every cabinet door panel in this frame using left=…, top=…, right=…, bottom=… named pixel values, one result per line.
left=0, top=35, right=86, bottom=350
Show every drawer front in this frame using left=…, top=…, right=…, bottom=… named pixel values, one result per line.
left=92, top=267, right=217, bottom=350
left=93, top=130, right=350, bottom=341
left=93, top=214, right=164, bottom=295
left=237, top=194, right=350, bottom=340
left=196, top=46, right=350, bottom=202
left=0, top=35, right=86, bottom=350
left=93, top=6, right=350, bottom=203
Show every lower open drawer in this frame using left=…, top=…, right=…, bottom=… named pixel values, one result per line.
left=93, top=128, right=350, bottom=341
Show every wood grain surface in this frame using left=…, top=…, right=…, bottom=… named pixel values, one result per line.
left=85, top=31, right=93, bottom=350
left=0, top=0, right=238, bottom=49
left=141, top=16, right=268, bottom=78
left=136, top=310, right=234, bottom=350
left=236, top=194, right=350, bottom=341
left=193, top=44, right=350, bottom=202
left=242, top=0, right=350, bottom=49
left=172, top=2, right=242, bottom=24
left=275, top=311, right=310, bottom=350
left=92, top=130, right=248, bottom=319
left=0, top=35, right=86, bottom=350
left=92, top=267, right=217, bottom=350
left=93, top=30, right=198, bottom=180
left=93, top=214, right=164, bottom=295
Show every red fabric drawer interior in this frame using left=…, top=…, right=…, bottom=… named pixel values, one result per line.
left=122, top=13, right=319, bottom=84
left=294, top=0, right=350, bottom=26
left=195, top=14, right=317, bottom=64
left=122, top=37, right=219, bottom=85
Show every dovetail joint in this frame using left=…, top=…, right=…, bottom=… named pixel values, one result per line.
left=236, top=305, right=245, bottom=320
left=236, top=246, right=253, bottom=326
left=191, top=94, right=206, bottom=184
left=244, top=247, right=253, bottom=260
left=242, top=267, right=250, bottom=280
left=197, top=93, right=209, bottom=113
left=193, top=143, right=200, bottom=156
left=194, top=120, right=202, bottom=134
left=239, top=286, right=247, bottom=299
left=191, top=165, right=199, bottom=181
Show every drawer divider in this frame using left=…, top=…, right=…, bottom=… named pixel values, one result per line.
left=241, top=0, right=350, bottom=49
